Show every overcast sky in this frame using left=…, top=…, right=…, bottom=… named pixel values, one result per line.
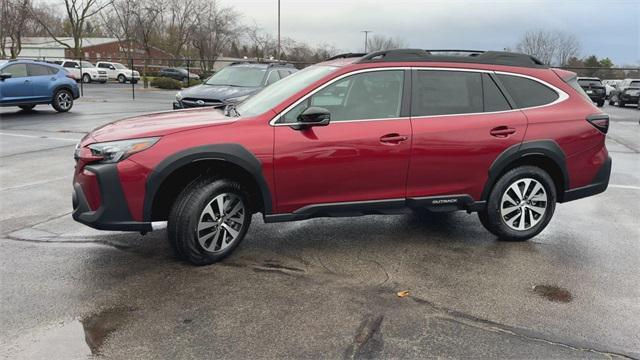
left=219, top=0, right=639, bottom=65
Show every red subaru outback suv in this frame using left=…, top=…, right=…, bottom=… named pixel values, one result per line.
left=73, top=49, right=611, bottom=265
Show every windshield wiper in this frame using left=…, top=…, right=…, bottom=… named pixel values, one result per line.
left=224, top=104, right=241, bottom=117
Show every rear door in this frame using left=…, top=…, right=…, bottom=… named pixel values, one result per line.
left=407, top=69, right=527, bottom=201
left=273, top=69, right=412, bottom=213
left=28, top=64, right=58, bottom=101
left=0, top=63, right=33, bottom=102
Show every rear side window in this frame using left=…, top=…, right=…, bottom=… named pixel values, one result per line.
left=496, top=74, right=559, bottom=108
left=2, top=64, right=28, bottom=78
left=482, top=74, right=511, bottom=112
left=28, top=64, right=57, bottom=76
left=412, top=70, right=483, bottom=116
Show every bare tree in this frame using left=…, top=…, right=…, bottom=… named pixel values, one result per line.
left=162, top=0, right=197, bottom=61
left=33, top=0, right=113, bottom=58
left=132, top=0, right=164, bottom=87
left=100, top=0, right=136, bottom=59
left=366, top=35, right=408, bottom=52
left=191, top=0, right=240, bottom=72
left=515, top=30, right=581, bottom=66
left=246, top=24, right=277, bottom=59
left=1, top=0, right=33, bottom=58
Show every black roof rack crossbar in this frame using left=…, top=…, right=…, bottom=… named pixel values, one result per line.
left=356, top=49, right=547, bottom=68
left=326, top=52, right=367, bottom=61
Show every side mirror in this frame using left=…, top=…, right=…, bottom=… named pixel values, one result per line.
left=0, top=73, right=12, bottom=81
left=109, top=66, right=115, bottom=70
left=296, top=107, right=330, bottom=129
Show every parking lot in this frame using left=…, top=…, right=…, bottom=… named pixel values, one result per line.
left=1, top=84, right=639, bottom=359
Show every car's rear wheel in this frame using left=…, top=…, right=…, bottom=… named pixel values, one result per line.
left=597, top=100, right=604, bottom=107
left=19, top=105, right=35, bottom=111
left=118, top=74, right=126, bottom=83
left=608, top=96, right=615, bottom=106
left=51, top=89, right=73, bottom=112
left=617, top=99, right=626, bottom=107
left=168, top=178, right=251, bottom=265
left=478, top=166, right=556, bottom=241
left=82, top=74, right=91, bottom=83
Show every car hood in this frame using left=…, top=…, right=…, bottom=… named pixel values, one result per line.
left=88, top=108, right=236, bottom=143
left=180, top=84, right=260, bottom=101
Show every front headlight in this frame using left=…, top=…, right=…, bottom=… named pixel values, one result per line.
left=226, top=95, right=250, bottom=104
left=176, top=91, right=183, bottom=101
left=88, top=137, right=160, bottom=163
left=133, top=70, right=140, bottom=76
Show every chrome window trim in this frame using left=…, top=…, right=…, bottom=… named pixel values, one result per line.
left=269, top=67, right=569, bottom=127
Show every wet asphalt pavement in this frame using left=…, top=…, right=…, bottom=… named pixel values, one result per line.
left=1, top=84, right=639, bottom=359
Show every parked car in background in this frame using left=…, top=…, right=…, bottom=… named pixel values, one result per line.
left=602, top=79, right=621, bottom=99
left=0, top=59, right=79, bottom=112
left=96, top=61, right=140, bottom=83
left=158, top=68, right=200, bottom=82
left=173, top=62, right=297, bottom=109
left=72, top=49, right=611, bottom=265
left=609, top=78, right=640, bottom=107
left=577, top=77, right=606, bottom=107
left=51, top=60, right=108, bottom=83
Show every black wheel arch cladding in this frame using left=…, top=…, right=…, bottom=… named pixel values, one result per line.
left=482, top=140, right=569, bottom=201
left=143, top=143, right=273, bottom=222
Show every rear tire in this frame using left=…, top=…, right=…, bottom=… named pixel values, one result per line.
left=51, top=89, right=73, bottom=112
left=478, top=166, right=556, bottom=241
left=608, top=97, right=615, bottom=106
left=617, top=99, right=626, bottom=107
left=19, top=105, right=35, bottom=111
left=597, top=100, right=604, bottom=107
left=168, top=178, right=251, bottom=266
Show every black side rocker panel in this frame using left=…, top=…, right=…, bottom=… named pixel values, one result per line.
left=143, top=143, right=273, bottom=221
left=481, top=140, right=569, bottom=200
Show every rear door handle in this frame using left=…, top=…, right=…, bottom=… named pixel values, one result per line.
left=380, top=133, right=408, bottom=144
left=490, top=126, right=516, bottom=138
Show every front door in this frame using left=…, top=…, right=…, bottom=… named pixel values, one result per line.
left=0, top=63, right=33, bottom=102
left=273, top=69, right=411, bottom=213
left=407, top=69, right=527, bottom=200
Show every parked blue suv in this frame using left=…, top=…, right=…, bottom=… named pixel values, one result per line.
left=0, top=60, right=80, bottom=112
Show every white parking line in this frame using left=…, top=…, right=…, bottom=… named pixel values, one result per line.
left=609, top=184, right=640, bottom=190
left=0, top=132, right=79, bottom=142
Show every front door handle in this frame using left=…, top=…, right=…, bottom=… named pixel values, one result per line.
left=380, top=133, right=408, bottom=144
left=490, top=126, right=516, bottom=138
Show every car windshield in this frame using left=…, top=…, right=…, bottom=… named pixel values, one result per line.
left=80, top=61, right=95, bottom=68
left=113, top=63, right=126, bottom=69
left=236, top=65, right=337, bottom=117
left=578, top=79, right=602, bottom=87
left=630, top=81, right=640, bottom=88
left=206, top=66, right=267, bottom=87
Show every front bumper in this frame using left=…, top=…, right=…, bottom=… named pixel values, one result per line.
left=562, top=156, right=611, bottom=202
left=72, top=163, right=152, bottom=232
left=620, top=93, right=640, bottom=104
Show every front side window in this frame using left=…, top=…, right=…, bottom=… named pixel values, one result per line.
left=265, top=71, right=281, bottom=85
left=2, top=64, right=28, bottom=78
left=282, top=70, right=405, bottom=123
left=64, top=61, right=78, bottom=68
left=496, top=74, right=559, bottom=108
left=629, top=81, right=640, bottom=88
left=412, top=70, right=483, bottom=116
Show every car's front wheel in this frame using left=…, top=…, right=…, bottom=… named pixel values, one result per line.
left=51, top=89, right=73, bottom=112
left=82, top=74, right=91, bottom=83
left=478, top=166, right=556, bottom=241
left=597, top=100, right=604, bottom=107
left=118, top=74, right=126, bottom=83
left=168, top=178, right=251, bottom=265
left=19, top=105, right=35, bottom=111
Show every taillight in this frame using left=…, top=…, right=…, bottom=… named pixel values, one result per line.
left=586, top=114, right=609, bottom=134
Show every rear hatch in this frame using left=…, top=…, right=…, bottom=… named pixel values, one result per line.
left=577, top=78, right=606, bottom=97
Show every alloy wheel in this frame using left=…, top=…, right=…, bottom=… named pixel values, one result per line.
left=500, top=178, right=547, bottom=231
left=57, top=92, right=72, bottom=110
left=196, top=193, right=246, bottom=253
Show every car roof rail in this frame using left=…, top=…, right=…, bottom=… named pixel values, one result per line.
left=356, top=48, right=547, bottom=68
left=267, top=62, right=296, bottom=68
left=325, top=53, right=367, bottom=61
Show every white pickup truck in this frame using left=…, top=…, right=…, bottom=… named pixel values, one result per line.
left=95, top=61, right=140, bottom=83
left=53, top=60, right=108, bottom=83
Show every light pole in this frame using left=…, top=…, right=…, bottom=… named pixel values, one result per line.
left=361, top=30, right=372, bottom=53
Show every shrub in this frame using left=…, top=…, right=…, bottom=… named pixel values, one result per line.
left=185, top=79, right=202, bottom=87
left=150, top=76, right=183, bottom=89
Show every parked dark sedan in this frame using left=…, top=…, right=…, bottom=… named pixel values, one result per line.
left=577, top=77, right=606, bottom=107
left=173, top=62, right=297, bottom=109
left=158, top=68, right=200, bottom=82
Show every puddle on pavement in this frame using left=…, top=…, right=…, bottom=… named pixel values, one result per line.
left=2, top=307, right=133, bottom=359
left=532, top=284, right=573, bottom=303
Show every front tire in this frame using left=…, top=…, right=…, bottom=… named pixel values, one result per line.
left=168, top=178, right=251, bottom=265
left=118, top=74, right=126, bottom=83
left=19, top=105, right=35, bottom=111
left=617, top=99, right=626, bottom=107
left=51, top=89, right=73, bottom=112
left=82, top=74, right=91, bottom=83
left=597, top=100, right=604, bottom=107
left=478, top=166, right=556, bottom=241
